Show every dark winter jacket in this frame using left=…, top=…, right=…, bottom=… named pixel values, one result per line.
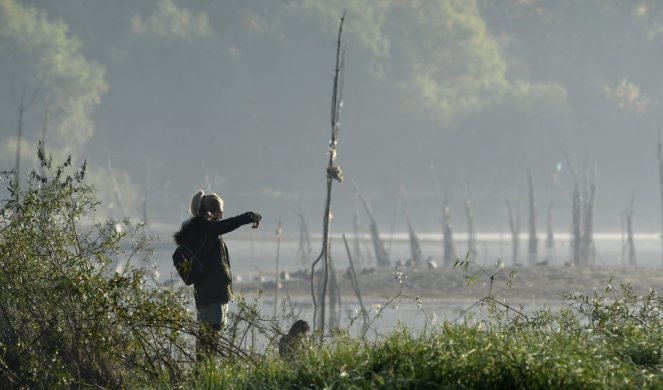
left=173, top=212, right=255, bottom=308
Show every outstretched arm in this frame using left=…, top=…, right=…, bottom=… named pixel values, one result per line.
left=207, top=212, right=261, bottom=236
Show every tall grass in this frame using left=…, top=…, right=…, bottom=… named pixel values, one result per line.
left=190, top=261, right=663, bottom=389
left=193, top=319, right=662, bottom=389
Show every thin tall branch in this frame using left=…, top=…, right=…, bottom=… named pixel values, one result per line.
left=342, top=234, right=369, bottom=334
left=11, top=77, right=43, bottom=190
left=273, top=221, right=282, bottom=316
left=387, top=177, right=405, bottom=254
left=564, top=152, right=582, bottom=266
left=106, top=159, right=128, bottom=220
left=460, top=171, right=477, bottom=260
left=506, top=199, right=520, bottom=266
left=310, top=11, right=346, bottom=334
left=626, top=192, right=637, bottom=267
left=545, top=201, right=555, bottom=262
left=430, top=162, right=456, bottom=266
left=353, top=181, right=390, bottom=267
left=658, top=129, right=663, bottom=267
left=527, top=170, right=537, bottom=265
left=293, top=199, right=312, bottom=271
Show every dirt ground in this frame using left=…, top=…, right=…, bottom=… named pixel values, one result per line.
left=237, top=264, right=663, bottom=302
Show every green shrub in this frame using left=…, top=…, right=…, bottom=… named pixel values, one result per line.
left=0, top=150, right=202, bottom=388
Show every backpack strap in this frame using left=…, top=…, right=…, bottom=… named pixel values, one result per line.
left=194, top=236, right=208, bottom=256
left=181, top=235, right=208, bottom=256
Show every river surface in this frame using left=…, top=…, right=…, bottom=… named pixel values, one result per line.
left=136, top=228, right=663, bottom=333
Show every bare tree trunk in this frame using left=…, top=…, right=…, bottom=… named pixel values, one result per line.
left=429, top=163, right=456, bottom=266
left=571, top=183, right=582, bottom=266
left=626, top=192, right=637, bottom=267
left=342, top=234, right=369, bottom=334
left=273, top=221, right=282, bottom=316
left=658, top=131, right=663, bottom=267
left=310, top=12, right=346, bottom=334
left=327, top=244, right=341, bottom=329
left=580, top=164, right=597, bottom=266
left=545, top=202, right=555, bottom=262
left=442, top=191, right=457, bottom=267
left=294, top=198, right=312, bottom=271
left=12, top=79, right=42, bottom=190
left=506, top=200, right=520, bottom=266
left=406, top=213, right=424, bottom=267
left=387, top=178, right=405, bottom=254
left=106, top=159, right=128, bottom=220
left=38, top=106, right=49, bottom=180
left=354, top=184, right=390, bottom=267
left=142, top=158, right=151, bottom=225
left=460, top=171, right=477, bottom=260
left=620, top=210, right=627, bottom=268
left=527, top=171, right=538, bottom=265
left=565, top=153, right=582, bottom=266
left=352, top=194, right=363, bottom=266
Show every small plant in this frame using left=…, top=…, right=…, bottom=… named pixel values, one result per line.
left=453, top=253, right=525, bottom=325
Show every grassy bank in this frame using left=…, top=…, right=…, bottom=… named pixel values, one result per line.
left=192, top=319, right=663, bottom=389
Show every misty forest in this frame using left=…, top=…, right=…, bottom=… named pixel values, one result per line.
left=3, top=0, right=663, bottom=388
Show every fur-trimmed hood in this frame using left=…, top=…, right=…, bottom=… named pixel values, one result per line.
left=173, top=216, right=208, bottom=246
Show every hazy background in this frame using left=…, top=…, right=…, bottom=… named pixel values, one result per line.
left=2, top=0, right=663, bottom=246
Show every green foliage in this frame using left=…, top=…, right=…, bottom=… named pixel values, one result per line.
left=287, top=0, right=564, bottom=124
left=131, top=0, right=215, bottom=39
left=192, top=316, right=663, bottom=389
left=0, top=0, right=107, bottom=155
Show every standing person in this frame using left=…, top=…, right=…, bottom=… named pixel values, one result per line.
left=173, top=190, right=261, bottom=360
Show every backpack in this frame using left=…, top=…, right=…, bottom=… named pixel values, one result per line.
left=172, top=237, right=207, bottom=286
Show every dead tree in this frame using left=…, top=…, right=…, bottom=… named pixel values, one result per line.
left=620, top=210, right=627, bottom=267
left=310, top=12, right=346, bottom=334
left=315, top=238, right=341, bottom=329
left=626, top=192, right=637, bottom=267
left=658, top=131, right=663, bottom=267
left=545, top=202, right=555, bottom=262
left=342, top=234, right=369, bottom=334
left=527, top=171, right=538, bottom=265
left=293, top=198, right=312, bottom=271
left=406, top=213, right=424, bottom=267
left=401, top=182, right=423, bottom=267
left=442, top=191, right=457, bottom=266
left=387, top=178, right=406, bottom=254
left=579, top=164, right=598, bottom=266
left=564, top=153, right=582, bottom=266
left=38, top=106, right=50, bottom=180
left=273, top=221, right=282, bottom=316
left=460, top=171, right=477, bottom=260
left=352, top=193, right=364, bottom=266
left=429, top=163, right=456, bottom=266
left=354, top=183, right=390, bottom=267
left=506, top=200, right=520, bottom=266
left=106, top=159, right=128, bottom=220
left=142, top=158, right=151, bottom=225
left=12, top=78, right=42, bottom=190
left=327, top=243, right=341, bottom=329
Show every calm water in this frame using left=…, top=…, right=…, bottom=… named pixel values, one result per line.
left=150, top=230, right=663, bottom=276
left=140, top=229, right=661, bottom=332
